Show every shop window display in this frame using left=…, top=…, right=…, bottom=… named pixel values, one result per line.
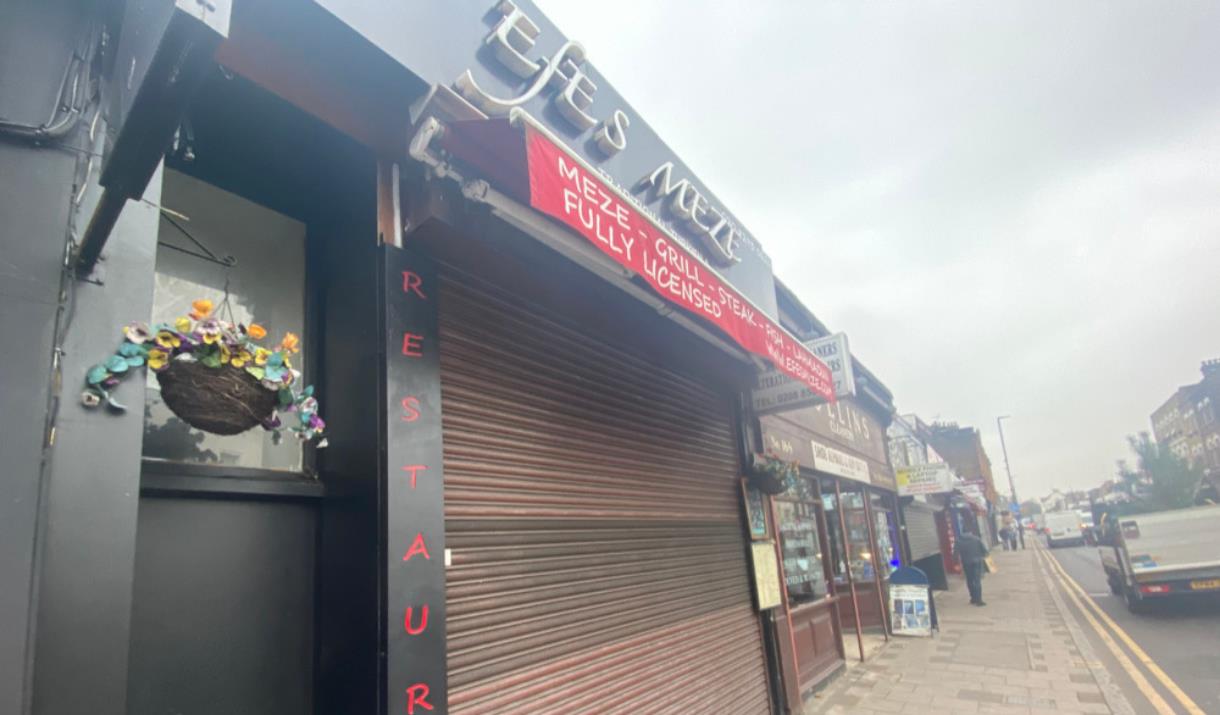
left=775, top=477, right=827, bottom=600
left=839, top=490, right=878, bottom=581
left=871, top=493, right=901, bottom=576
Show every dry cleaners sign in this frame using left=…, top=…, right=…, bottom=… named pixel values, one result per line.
left=752, top=333, right=855, bottom=414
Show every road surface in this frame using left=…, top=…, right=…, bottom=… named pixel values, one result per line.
left=1043, top=540, right=1220, bottom=714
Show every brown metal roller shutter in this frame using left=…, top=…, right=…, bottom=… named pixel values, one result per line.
left=440, top=274, right=771, bottom=715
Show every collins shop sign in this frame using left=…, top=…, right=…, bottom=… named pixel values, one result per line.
left=526, top=128, right=835, bottom=400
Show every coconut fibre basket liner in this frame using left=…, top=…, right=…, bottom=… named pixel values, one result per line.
left=156, top=360, right=278, bottom=435
left=749, top=470, right=791, bottom=496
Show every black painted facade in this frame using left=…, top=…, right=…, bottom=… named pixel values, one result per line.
left=0, top=3, right=872, bottom=714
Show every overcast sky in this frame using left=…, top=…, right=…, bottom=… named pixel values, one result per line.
left=539, top=1, right=1220, bottom=498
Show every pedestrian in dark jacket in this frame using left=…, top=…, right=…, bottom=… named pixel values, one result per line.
left=953, top=532, right=989, bottom=606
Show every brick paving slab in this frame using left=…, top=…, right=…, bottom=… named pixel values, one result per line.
left=803, top=548, right=1136, bottom=715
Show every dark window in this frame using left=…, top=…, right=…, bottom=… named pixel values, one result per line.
left=141, top=169, right=307, bottom=471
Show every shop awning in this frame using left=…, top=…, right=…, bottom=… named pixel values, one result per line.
left=426, top=113, right=835, bottom=402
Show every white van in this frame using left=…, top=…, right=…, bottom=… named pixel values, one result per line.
left=1044, top=511, right=1085, bottom=547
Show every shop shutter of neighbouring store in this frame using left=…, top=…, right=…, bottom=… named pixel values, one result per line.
left=903, top=500, right=942, bottom=562
left=439, top=274, right=772, bottom=714
left=977, top=513, right=992, bottom=547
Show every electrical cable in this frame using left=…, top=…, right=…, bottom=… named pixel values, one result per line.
left=0, top=20, right=100, bottom=143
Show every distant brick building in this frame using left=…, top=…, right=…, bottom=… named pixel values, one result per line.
left=927, top=423, right=999, bottom=503
left=1151, top=359, right=1220, bottom=494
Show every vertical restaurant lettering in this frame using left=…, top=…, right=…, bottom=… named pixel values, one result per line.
left=386, top=257, right=445, bottom=714
left=400, top=268, right=432, bottom=711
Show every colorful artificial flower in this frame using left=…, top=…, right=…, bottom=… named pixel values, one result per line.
left=123, top=322, right=151, bottom=344
left=118, top=341, right=146, bottom=358
left=198, top=318, right=222, bottom=344
left=147, top=348, right=170, bottom=371
left=86, top=364, right=109, bottom=385
left=154, top=330, right=181, bottom=349
left=86, top=307, right=324, bottom=446
left=189, top=299, right=213, bottom=320
left=279, top=332, right=300, bottom=353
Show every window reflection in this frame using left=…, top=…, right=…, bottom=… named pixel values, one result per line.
left=776, top=477, right=827, bottom=601
left=142, top=169, right=307, bottom=471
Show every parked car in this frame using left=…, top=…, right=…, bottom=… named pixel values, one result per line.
left=1044, top=511, right=1085, bottom=547
left=1077, top=509, right=1097, bottom=545
left=1098, top=505, right=1220, bottom=613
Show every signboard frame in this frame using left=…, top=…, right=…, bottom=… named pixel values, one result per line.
left=740, top=478, right=771, bottom=540
left=810, top=437, right=871, bottom=484
left=524, top=123, right=834, bottom=400
left=889, top=583, right=933, bottom=637
left=750, top=540, right=784, bottom=611
left=896, top=463, right=957, bottom=497
left=751, top=333, right=855, bottom=415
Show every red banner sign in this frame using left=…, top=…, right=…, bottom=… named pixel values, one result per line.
left=525, top=127, right=835, bottom=401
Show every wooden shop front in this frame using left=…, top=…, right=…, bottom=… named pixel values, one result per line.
left=758, top=392, right=900, bottom=702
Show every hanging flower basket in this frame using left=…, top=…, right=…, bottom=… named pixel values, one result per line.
left=156, top=360, right=278, bottom=435
left=749, top=452, right=800, bottom=495
left=83, top=299, right=325, bottom=443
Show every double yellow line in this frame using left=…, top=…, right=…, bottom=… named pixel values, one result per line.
left=1036, top=545, right=1204, bottom=715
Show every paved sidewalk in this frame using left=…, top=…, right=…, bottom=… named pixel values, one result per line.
left=806, top=547, right=1128, bottom=715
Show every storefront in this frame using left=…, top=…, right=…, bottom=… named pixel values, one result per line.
left=757, top=376, right=900, bottom=703
left=893, top=444, right=960, bottom=591
left=4, top=2, right=845, bottom=714
left=937, top=486, right=990, bottom=576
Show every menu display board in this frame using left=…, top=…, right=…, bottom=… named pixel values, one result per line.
left=890, top=584, right=932, bottom=636
left=750, top=541, right=784, bottom=610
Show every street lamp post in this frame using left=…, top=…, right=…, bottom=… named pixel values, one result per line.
left=996, top=415, right=1024, bottom=549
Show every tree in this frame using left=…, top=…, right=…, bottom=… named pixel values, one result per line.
left=1114, top=458, right=1143, bottom=498
left=1118, top=432, right=1203, bottom=511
